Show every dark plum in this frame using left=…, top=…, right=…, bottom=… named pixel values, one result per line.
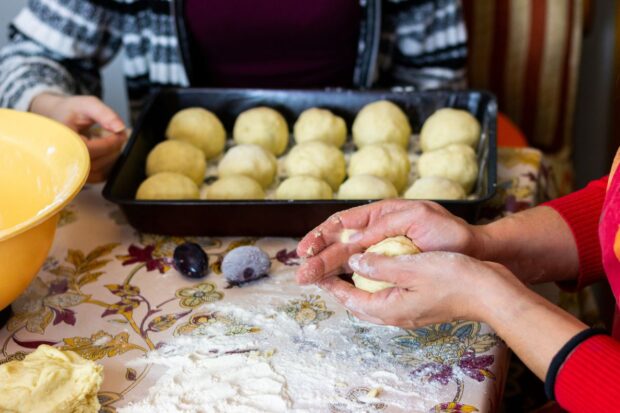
left=222, top=246, right=271, bottom=286
left=173, top=242, right=209, bottom=279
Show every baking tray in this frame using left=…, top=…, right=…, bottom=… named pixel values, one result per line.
left=103, top=88, right=497, bottom=236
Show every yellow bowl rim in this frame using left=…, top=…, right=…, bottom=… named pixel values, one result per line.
left=0, top=110, right=90, bottom=242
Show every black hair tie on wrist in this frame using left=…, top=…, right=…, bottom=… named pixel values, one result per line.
left=545, top=327, right=608, bottom=401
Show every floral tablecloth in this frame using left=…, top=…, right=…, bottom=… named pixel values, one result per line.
left=0, top=147, right=547, bottom=413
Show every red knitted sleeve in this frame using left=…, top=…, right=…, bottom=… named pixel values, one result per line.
left=555, top=334, right=620, bottom=412
left=543, top=177, right=608, bottom=291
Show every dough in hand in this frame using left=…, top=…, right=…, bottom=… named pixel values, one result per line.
left=337, top=175, right=398, bottom=200
left=206, top=175, right=265, bottom=200
left=352, top=100, right=411, bottom=149
left=294, top=108, right=347, bottom=148
left=166, top=107, right=226, bottom=159
left=0, top=345, right=103, bottom=413
left=233, top=107, right=289, bottom=155
left=146, top=140, right=206, bottom=185
left=136, top=172, right=200, bottom=200
left=352, top=236, right=420, bottom=292
left=276, top=176, right=333, bottom=200
left=420, top=108, right=481, bottom=152
left=285, top=141, right=346, bottom=190
left=218, top=144, right=277, bottom=188
left=417, top=144, right=478, bottom=193
left=404, top=176, right=466, bottom=200
left=348, top=143, right=411, bottom=192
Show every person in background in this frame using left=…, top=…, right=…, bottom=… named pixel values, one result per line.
left=0, top=0, right=467, bottom=182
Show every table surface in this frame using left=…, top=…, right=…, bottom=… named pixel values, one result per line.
left=0, top=147, right=544, bottom=413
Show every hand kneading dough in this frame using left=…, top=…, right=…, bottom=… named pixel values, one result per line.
left=352, top=236, right=420, bottom=292
left=166, top=107, right=226, bottom=159
left=0, top=345, right=103, bottom=413
left=404, top=177, right=466, bottom=200
left=293, top=108, right=347, bottom=147
left=276, top=176, right=333, bottom=200
left=417, top=144, right=478, bottom=193
left=218, top=144, right=277, bottom=188
left=233, top=107, right=289, bottom=155
left=348, top=143, right=410, bottom=192
left=136, top=172, right=200, bottom=200
left=420, top=108, right=481, bottom=152
left=352, top=100, right=411, bottom=148
left=206, top=175, right=265, bottom=200
left=284, top=141, right=346, bottom=190
left=338, top=175, right=398, bottom=200
left=146, top=140, right=206, bottom=184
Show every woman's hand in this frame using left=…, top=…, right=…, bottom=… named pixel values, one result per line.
left=296, top=199, right=486, bottom=284
left=30, top=92, right=127, bottom=183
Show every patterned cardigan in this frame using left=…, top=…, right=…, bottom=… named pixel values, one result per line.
left=0, top=0, right=467, bottom=120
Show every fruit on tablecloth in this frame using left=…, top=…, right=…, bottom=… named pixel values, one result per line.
left=166, top=107, right=226, bottom=159
left=174, top=242, right=209, bottom=279
left=222, top=246, right=271, bottom=285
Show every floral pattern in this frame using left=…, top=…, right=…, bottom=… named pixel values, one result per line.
left=61, top=331, right=145, bottom=361
left=175, top=282, right=223, bottom=309
left=279, top=294, right=334, bottom=327
left=174, top=312, right=261, bottom=337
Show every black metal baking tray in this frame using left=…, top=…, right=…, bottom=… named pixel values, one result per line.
left=103, top=88, right=497, bottom=237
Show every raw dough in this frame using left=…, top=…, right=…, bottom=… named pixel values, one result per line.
left=205, top=175, right=265, bottom=200
left=218, top=144, right=277, bottom=188
left=293, top=108, right=347, bottom=148
left=166, top=107, right=226, bottom=159
left=420, top=108, right=481, bottom=152
left=348, top=143, right=411, bottom=192
left=352, top=100, right=411, bottom=149
left=337, top=175, right=398, bottom=200
left=404, top=176, right=466, bottom=200
left=136, top=172, right=200, bottom=200
left=233, top=107, right=289, bottom=156
left=417, top=144, right=478, bottom=193
left=276, top=176, right=333, bottom=200
left=284, top=141, right=346, bottom=191
left=0, top=345, right=103, bottom=413
left=352, top=236, right=420, bottom=292
left=146, top=140, right=206, bottom=185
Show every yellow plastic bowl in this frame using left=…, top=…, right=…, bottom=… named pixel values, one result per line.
left=0, top=109, right=89, bottom=310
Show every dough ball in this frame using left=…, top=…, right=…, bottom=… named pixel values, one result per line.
left=337, top=175, right=398, bottom=200
left=417, top=144, right=479, bottom=193
left=284, top=141, right=346, bottom=190
left=146, top=140, right=206, bottom=185
left=420, top=108, right=481, bottom=152
left=276, top=176, right=333, bottom=200
left=136, top=172, right=200, bottom=200
left=233, top=107, right=289, bottom=155
left=206, top=175, right=265, bottom=200
left=0, top=345, right=103, bottom=413
left=294, top=107, right=347, bottom=147
left=166, top=107, right=226, bottom=159
left=352, top=236, right=420, bottom=292
left=348, top=143, right=410, bottom=192
left=404, top=177, right=466, bottom=200
left=218, top=144, right=277, bottom=188
left=352, top=100, right=411, bottom=148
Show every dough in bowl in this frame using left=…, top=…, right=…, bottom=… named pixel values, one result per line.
left=337, top=175, right=398, bottom=200
left=293, top=107, right=347, bottom=148
left=276, top=176, right=333, bottom=200
left=352, top=100, right=411, bottom=148
left=404, top=176, right=466, bottom=200
left=284, top=141, right=346, bottom=191
left=348, top=143, right=410, bottom=192
left=417, top=144, right=479, bottom=193
left=166, top=107, right=226, bottom=159
left=206, top=175, right=265, bottom=200
left=218, top=144, right=277, bottom=188
left=420, top=108, right=481, bottom=152
left=352, top=236, right=420, bottom=292
left=146, top=140, right=206, bottom=185
left=233, top=107, right=289, bottom=155
left=136, top=172, right=200, bottom=200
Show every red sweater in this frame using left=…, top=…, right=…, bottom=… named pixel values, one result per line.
left=545, top=176, right=620, bottom=412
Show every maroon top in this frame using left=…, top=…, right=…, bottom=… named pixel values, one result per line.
left=184, top=0, right=361, bottom=88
